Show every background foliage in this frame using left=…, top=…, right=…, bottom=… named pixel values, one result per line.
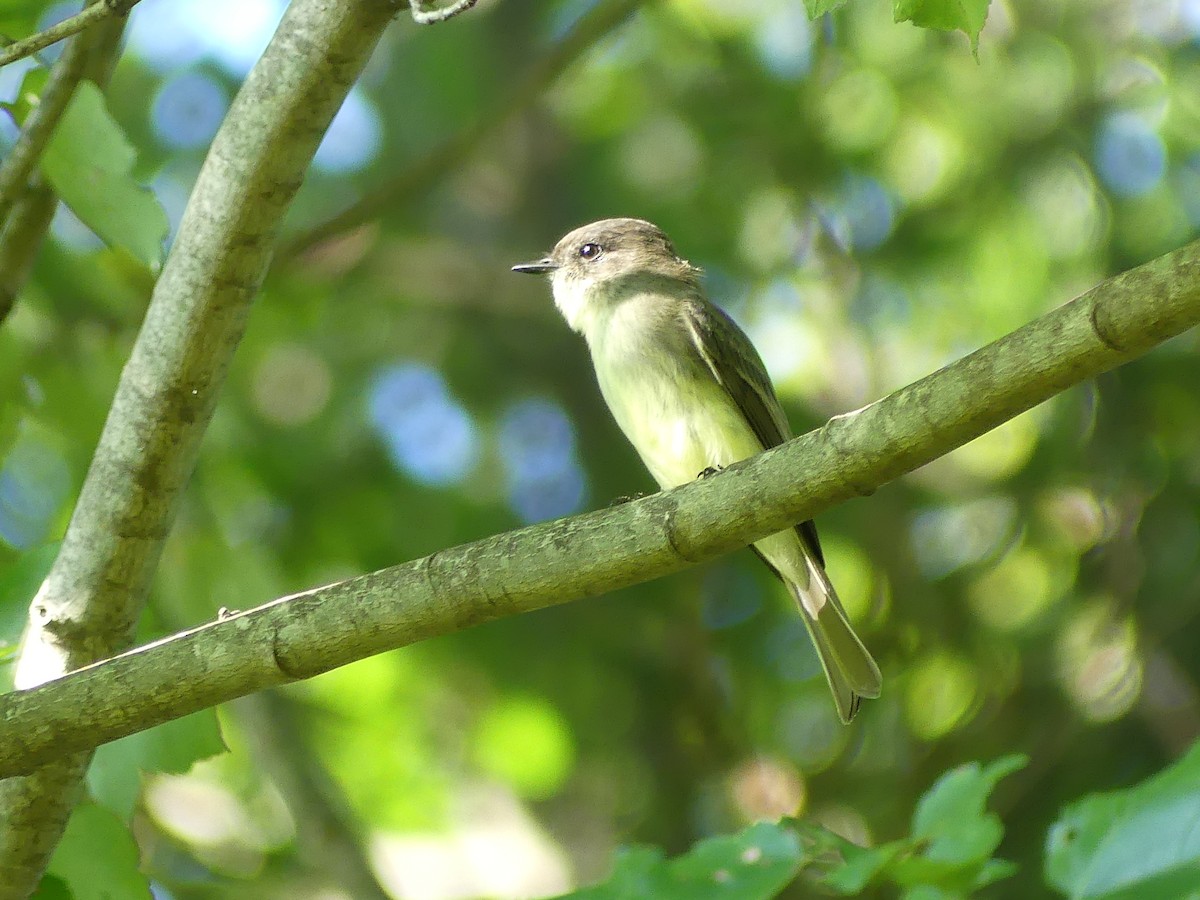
left=2, top=0, right=1199, bottom=897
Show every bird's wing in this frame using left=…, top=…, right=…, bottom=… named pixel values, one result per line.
left=680, top=298, right=825, bottom=566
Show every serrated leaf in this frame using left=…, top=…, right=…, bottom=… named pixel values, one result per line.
left=560, top=821, right=807, bottom=899
left=1045, top=741, right=1200, bottom=899
left=39, top=82, right=168, bottom=268
left=44, top=803, right=151, bottom=900
left=912, top=754, right=1026, bottom=866
left=893, top=0, right=990, bottom=50
left=88, top=708, right=226, bottom=819
left=820, top=835, right=908, bottom=894
left=804, top=0, right=851, bottom=17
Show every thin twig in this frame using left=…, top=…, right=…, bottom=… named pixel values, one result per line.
left=0, top=8, right=125, bottom=330
left=0, top=178, right=56, bottom=325
left=0, top=21, right=92, bottom=227
left=410, top=0, right=479, bottom=25
left=0, top=0, right=138, bottom=70
left=281, top=0, right=647, bottom=259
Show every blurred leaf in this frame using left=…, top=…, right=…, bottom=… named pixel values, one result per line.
left=39, top=82, right=168, bottom=268
left=893, top=0, right=990, bottom=48
left=813, top=829, right=907, bottom=893
left=0, top=66, right=46, bottom=121
left=812, top=756, right=1025, bottom=895
left=1045, top=741, right=1200, bottom=899
left=44, top=803, right=150, bottom=900
left=472, top=693, right=575, bottom=800
left=88, top=709, right=226, bottom=819
left=30, top=873, right=71, bottom=900
left=561, top=821, right=807, bottom=899
left=0, top=543, right=57, bottom=664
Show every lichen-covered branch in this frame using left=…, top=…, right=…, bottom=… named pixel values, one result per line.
left=0, top=0, right=399, bottom=894
left=410, top=0, right=478, bottom=24
left=0, top=237, right=1196, bottom=782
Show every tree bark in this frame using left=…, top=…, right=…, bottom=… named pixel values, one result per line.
left=0, top=1, right=400, bottom=895
left=0, top=236, right=1196, bottom=782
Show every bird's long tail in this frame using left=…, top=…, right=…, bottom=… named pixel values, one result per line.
left=788, top=556, right=882, bottom=724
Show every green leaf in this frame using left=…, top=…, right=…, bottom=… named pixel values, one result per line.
left=30, top=873, right=71, bottom=900
left=88, top=708, right=226, bottom=819
left=39, top=82, right=168, bottom=268
left=911, top=754, right=1026, bottom=866
left=1045, top=741, right=1200, bottom=899
left=560, top=821, right=807, bottom=899
left=818, top=834, right=908, bottom=894
left=804, top=0, right=851, bottom=17
left=44, top=803, right=151, bottom=900
left=893, top=0, right=990, bottom=50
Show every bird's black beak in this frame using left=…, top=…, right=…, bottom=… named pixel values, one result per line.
left=511, top=257, right=559, bottom=275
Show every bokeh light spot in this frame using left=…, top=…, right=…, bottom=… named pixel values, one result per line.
left=617, top=113, right=704, bottom=198
left=368, top=363, right=478, bottom=487
left=151, top=70, right=229, bottom=150
left=945, top=410, right=1040, bottom=481
left=251, top=343, right=332, bottom=427
left=701, top=565, right=762, bottom=629
left=884, top=117, right=964, bottom=206
left=1095, top=112, right=1166, bottom=198
left=498, top=398, right=588, bottom=523
left=314, top=89, right=383, bottom=174
left=910, top=497, right=1018, bottom=579
left=821, top=69, right=898, bottom=153
left=776, top=693, right=849, bottom=771
left=968, top=546, right=1063, bottom=632
left=728, top=756, right=805, bottom=821
left=819, top=536, right=874, bottom=624
left=129, top=0, right=286, bottom=76
left=1058, top=599, right=1143, bottom=723
left=754, top=6, right=813, bottom=81
left=0, top=426, right=70, bottom=550
left=904, top=652, right=978, bottom=740
left=1020, top=154, right=1107, bottom=259
left=835, top=173, right=895, bottom=251
left=473, top=696, right=575, bottom=801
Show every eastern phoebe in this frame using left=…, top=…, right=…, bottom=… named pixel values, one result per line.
left=513, top=218, right=881, bottom=723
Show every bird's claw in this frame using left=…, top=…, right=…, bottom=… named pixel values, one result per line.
left=697, top=465, right=724, bottom=479
left=609, top=492, right=646, bottom=507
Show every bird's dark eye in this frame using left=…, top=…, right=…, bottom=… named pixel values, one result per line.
left=579, top=243, right=602, bottom=260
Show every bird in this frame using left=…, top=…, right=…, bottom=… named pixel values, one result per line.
left=512, top=217, right=881, bottom=722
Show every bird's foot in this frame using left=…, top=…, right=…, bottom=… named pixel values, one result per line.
left=696, top=465, right=724, bottom=479
left=609, top=491, right=646, bottom=507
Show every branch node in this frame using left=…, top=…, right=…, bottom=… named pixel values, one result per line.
left=661, top=499, right=697, bottom=563
left=1090, top=300, right=1126, bottom=353
left=271, top=628, right=304, bottom=681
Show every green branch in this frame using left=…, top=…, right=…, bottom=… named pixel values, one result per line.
left=0, top=6, right=97, bottom=229
left=0, top=0, right=138, bottom=70
left=0, top=237, right=1196, bottom=780
left=0, top=0, right=399, bottom=894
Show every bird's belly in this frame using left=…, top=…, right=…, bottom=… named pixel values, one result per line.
left=599, top=369, right=763, bottom=490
